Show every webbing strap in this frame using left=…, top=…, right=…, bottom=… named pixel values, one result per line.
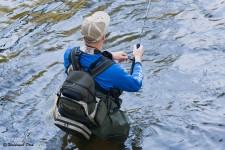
left=53, top=95, right=59, bottom=121
left=70, top=47, right=82, bottom=71
left=90, top=57, right=115, bottom=78
left=89, top=56, right=107, bottom=70
left=69, top=47, right=115, bottom=78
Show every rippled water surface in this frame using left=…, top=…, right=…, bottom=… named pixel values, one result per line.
left=1, top=0, right=225, bottom=150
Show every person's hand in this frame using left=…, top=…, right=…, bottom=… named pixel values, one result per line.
left=133, top=44, right=144, bottom=62
left=111, top=51, right=128, bottom=63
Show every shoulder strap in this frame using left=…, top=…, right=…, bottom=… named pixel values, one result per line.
left=69, top=47, right=83, bottom=71
left=69, top=47, right=114, bottom=77
left=89, top=56, right=115, bottom=78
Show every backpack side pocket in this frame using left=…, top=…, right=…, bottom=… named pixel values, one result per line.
left=94, top=100, right=108, bottom=125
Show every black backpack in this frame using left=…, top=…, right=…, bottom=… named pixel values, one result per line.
left=53, top=47, right=115, bottom=140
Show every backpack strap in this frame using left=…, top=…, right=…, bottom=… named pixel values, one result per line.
left=69, top=47, right=83, bottom=71
left=69, top=47, right=115, bottom=77
left=89, top=56, right=115, bottom=78
left=53, top=95, right=59, bottom=121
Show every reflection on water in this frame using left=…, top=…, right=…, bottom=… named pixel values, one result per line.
left=1, top=0, right=225, bottom=150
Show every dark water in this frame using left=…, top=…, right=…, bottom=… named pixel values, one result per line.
left=1, top=0, right=225, bottom=149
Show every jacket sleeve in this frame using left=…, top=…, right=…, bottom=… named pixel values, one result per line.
left=110, top=62, right=143, bottom=92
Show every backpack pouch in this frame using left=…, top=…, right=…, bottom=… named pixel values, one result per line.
left=94, top=100, right=108, bottom=125
left=58, top=96, right=94, bottom=127
left=54, top=115, right=91, bottom=140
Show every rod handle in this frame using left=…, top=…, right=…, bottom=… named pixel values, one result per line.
left=136, top=43, right=141, bottom=49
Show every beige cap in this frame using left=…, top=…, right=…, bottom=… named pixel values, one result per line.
left=81, top=11, right=110, bottom=43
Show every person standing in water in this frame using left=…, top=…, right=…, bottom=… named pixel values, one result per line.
left=63, top=11, right=144, bottom=142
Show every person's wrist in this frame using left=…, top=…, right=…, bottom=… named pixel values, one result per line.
left=111, top=52, right=118, bottom=59
left=134, top=56, right=142, bottom=62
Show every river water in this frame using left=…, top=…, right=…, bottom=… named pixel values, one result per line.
left=1, top=0, right=225, bottom=150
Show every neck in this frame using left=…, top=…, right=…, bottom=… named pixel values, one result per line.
left=85, top=42, right=103, bottom=51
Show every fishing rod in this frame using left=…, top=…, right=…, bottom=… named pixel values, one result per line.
left=130, top=0, right=152, bottom=74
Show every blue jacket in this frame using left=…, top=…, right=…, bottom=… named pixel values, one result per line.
left=64, top=47, right=143, bottom=92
